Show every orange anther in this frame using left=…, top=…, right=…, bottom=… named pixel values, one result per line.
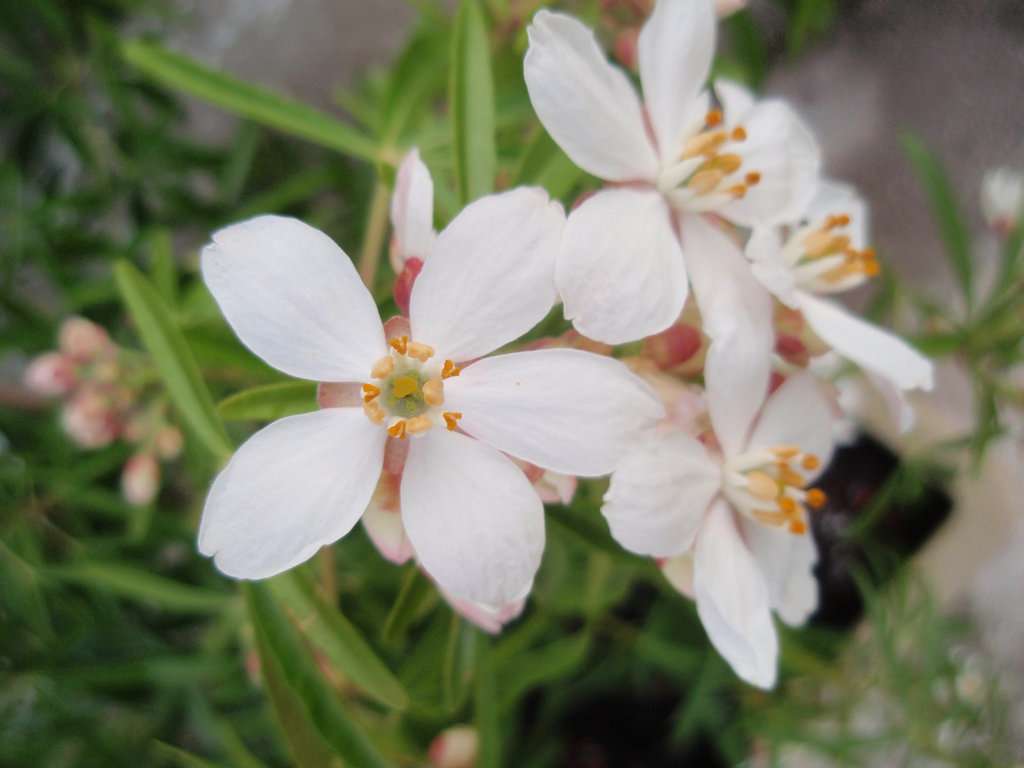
left=730, top=125, right=747, bottom=142
left=744, top=171, right=761, bottom=186
left=806, top=488, right=827, bottom=509
left=387, top=420, right=407, bottom=439
left=789, top=520, right=808, bottom=535
left=406, top=341, right=435, bottom=362
left=406, top=415, right=433, bottom=435
left=363, top=401, right=385, bottom=425
left=727, top=184, right=747, bottom=199
left=689, top=169, right=724, bottom=195
left=390, top=335, right=408, bottom=355
left=836, top=214, right=851, bottom=227
left=778, top=466, right=806, bottom=488
left=362, top=383, right=381, bottom=403
left=770, top=445, right=801, bottom=460
left=422, top=379, right=445, bottom=406
left=441, top=360, right=461, bottom=379
left=746, top=471, right=779, bottom=500
left=716, top=153, right=742, bottom=174
left=705, top=108, right=723, bottom=127
left=371, top=355, right=396, bottom=379
left=778, top=496, right=797, bottom=514
left=801, top=454, right=820, bottom=471
left=443, top=411, right=462, bottom=431
left=864, top=261, right=881, bottom=277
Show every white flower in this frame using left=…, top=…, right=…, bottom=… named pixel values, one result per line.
left=524, top=0, right=820, bottom=343
left=197, top=189, right=663, bottom=607
left=980, top=166, right=1024, bottom=236
left=747, top=180, right=933, bottom=392
left=603, top=370, right=835, bottom=688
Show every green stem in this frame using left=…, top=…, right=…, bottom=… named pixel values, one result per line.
left=358, top=180, right=390, bottom=292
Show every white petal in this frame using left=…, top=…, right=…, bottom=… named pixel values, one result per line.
left=661, top=552, right=696, bottom=598
left=747, top=225, right=800, bottom=308
left=798, top=293, right=934, bottom=391
left=682, top=213, right=773, bottom=457
left=390, top=148, right=435, bottom=272
left=803, top=180, right=869, bottom=249
left=715, top=86, right=821, bottom=227
left=440, top=587, right=526, bottom=634
left=410, top=187, right=564, bottom=362
left=742, top=519, right=819, bottom=626
left=638, top=0, right=716, bottom=162
left=201, top=216, right=386, bottom=382
left=558, top=188, right=687, bottom=344
left=747, top=371, right=835, bottom=477
left=400, top=431, right=545, bottom=606
left=446, top=348, right=663, bottom=477
left=694, top=500, right=778, bottom=689
left=602, top=432, right=720, bottom=557
left=361, top=472, right=414, bottom=565
left=524, top=10, right=659, bottom=183
left=198, top=408, right=387, bottom=579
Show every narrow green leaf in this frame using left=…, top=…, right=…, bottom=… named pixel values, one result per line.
left=450, top=0, right=496, bottom=204
left=50, top=561, right=227, bottom=613
left=121, top=40, right=379, bottom=162
left=245, top=583, right=397, bottom=768
left=901, top=133, right=974, bottom=313
left=381, top=564, right=437, bottom=644
left=0, top=541, right=53, bottom=639
left=474, top=632, right=502, bottom=768
left=266, top=569, right=410, bottom=710
left=151, top=742, right=230, bottom=768
left=496, top=633, right=590, bottom=711
left=148, top=228, right=177, bottom=307
left=217, top=381, right=319, bottom=422
left=114, top=260, right=233, bottom=460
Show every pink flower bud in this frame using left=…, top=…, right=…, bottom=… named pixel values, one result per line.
left=429, top=726, right=479, bottom=768
left=23, top=352, right=75, bottom=395
left=58, top=316, right=111, bottom=362
left=154, top=426, right=184, bottom=459
left=644, top=323, right=704, bottom=371
left=613, top=28, right=640, bottom=70
left=61, top=388, right=118, bottom=448
left=121, top=452, right=160, bottom=505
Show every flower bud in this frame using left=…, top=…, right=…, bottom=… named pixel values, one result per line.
left=428, top=726, right=479, bottom=768
left=58, top=316, right=111, bottom=362
left=154, top=425, right=185, bottom=459
left=23, top=352, right=75, bottom=395
left=121, top=452, right=160, bottom=505
left=61, top=387, right=118, bottom=448
left=981, top=166, right=1024, bottom=237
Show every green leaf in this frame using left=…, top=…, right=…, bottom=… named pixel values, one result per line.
left=114, top=260, right=233, bottom=460
left=450, top=0, right=496, bottom=204
left=217, top=381, right=319, bottom=422
left=245, top=583, right=397, bottom=768
left=381, top=564, right=437, bottom=644
left=49, top=561, right=228, bottom=613
left=121, top=40, right=379, bottom=162
left=496, top=633, right=590, bottom=711
left=901, top=133, right=974, bottom=314
left=266, top=569, right=410, bottom=710
left=151, top=742, right=231, bottom=768
left=474, top=632, right=502, bottom=768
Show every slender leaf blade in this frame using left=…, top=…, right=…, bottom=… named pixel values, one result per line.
left=50, top=561, right=228, bottom=613
left=217, top=381, right=319, bottom=422
left=450, top=0, right=496, bottom=204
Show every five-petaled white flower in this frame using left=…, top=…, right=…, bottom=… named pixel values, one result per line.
left=524, top=0, right=820, bottom=343
left=197, top=188, right=663, bottom=607
left=603, top=367, right=835, bottom=689
left=746, top=180, right=934, bottom=393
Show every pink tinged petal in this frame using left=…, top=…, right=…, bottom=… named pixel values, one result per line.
left=446, top=348, right=663, bottom=477
left=694, top=500, right=778, bottom=689
left=602, top=432, right=720, bottom=558
left=440, top=586, right=526, bottom=634
left=409, top=187, right=565, bottom=362
left=400, top=431, right=545, bottom=606
left=747, top=371, right=836, bottom=479
left=638, top=0, right=717, bottom=162
left=682, top=213, right=773, bottom=458
left=714, top=84, right=822, bottom=227
left=741, top=519, right=819, bottom=626
left=558, top=188, right=687, bottom=344
left=524, top=10, right=659, bottom=183
left=747, top=226, right=800, bottom=309
left=390, top=149, right=435, bottom=273
left=201, top=216, right=386, bottom=382
left=661, top=552, right=695, bottom=599
left=361, top=471, right=414, bottom=565
left=197, top=408, right=387, bottom=579
left=798, top=293, right=934, bottom=391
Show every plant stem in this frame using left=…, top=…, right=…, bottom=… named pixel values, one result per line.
left=358, top=180, right=390, bottom=292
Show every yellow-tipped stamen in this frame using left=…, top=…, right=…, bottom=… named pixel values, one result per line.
left=441, top=360, right=461, bottom=379
left=406, top=341, right=435, bottom=362
left=681, top=131, right=727, bottom=159
left=362, top=383, right=381, bottom=403
left=422, top=379, right=445, bottom=406
left=777, top=496, right=797, bottom=514
left=727, top=184, right=748, bottom=199
left=689, top=169, right=724, bottom=195
left=390, top=335, right=408, bottom=355
left=716, top=153, right=742, bottom=174
left=801, top=454, right=820, bottom=471
left=392, top=375, right=419, bottom=399
left=744, top=171, right=761, bottom=186
left=769, top=445, right=801, bottom=460
left=363, top=401, right=385, bottom=425
left=802, top=230, right=835, bottom=258
left=788, top=520, right=807, bottom=535
left=730, top=125, right=747, bottom=142
left=387, top=420, right=407, bottom=439
left=443, top=411, right=462, bottom=431
left=705, top=108, right=723, bottom=127
left=746, top=471, right=779, bottom=500
left=406, top=415, right=433, bottom=435
left=371, top=356, right=395, bottom=379
left=778, top=466, right=806, bottom=488
left=806, top=488, right=827, bottom=509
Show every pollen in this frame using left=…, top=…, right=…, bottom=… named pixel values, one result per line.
left=704, top=108, right=723, bottom=127
left=390, top=335, right=408, bottom=355
left=443, top=411, right=462, bottom=431
left=730, top=125, right=747, bottom=142
left=778, top=496, right=797, bottom=514
left=441, top=360, right=461, bottom=379
left=387, top=420, right=407, bottom=439
left=362, top=383, right=381, bottom=402
left=406, top=415, right=433, bottom=435
left=363, top=401, right=385, bottom=425
left=801, top=454, right=820, bottom=471
left=422, top=379, right=445, bottom=406
left=392, top=375, right=420, bottom=399
left=788, top=520, right=807, bottom=535
left=806, top=488, right=827, bottom=509
left=371, top=356, right=395, bottom=379
left=744, top=171, right=761, bottom=186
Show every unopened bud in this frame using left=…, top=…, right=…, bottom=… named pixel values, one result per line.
left=644, top=323, right=704, bottom=371
left=121, top=452, right=160, bottom=505
left=429, top=726, right=479, bottom=768
left=61, top=388, right=118, bottom=448
left=58, top=316, right=111, bottom=362
left=154, top=425, right=184, bottom=459
left=981, top=167, right=1024, bottom=237
left=613, top=28, right=640, bottom=70
left=24, top=352, right=75, bottom=395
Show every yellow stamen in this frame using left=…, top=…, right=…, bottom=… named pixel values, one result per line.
left=441, top=360, right=461, bottom=379
left=828, top=234, right=852, bottom=253
left=422, top=379, right=445, bottom=407
left=727, top=184, right=747, bottom=199
left=744, top=171, right=761, bottom=186
left=681, top=131, right=727, bottom=159
left=730, top=125, right=747, bottom=141
left=802, top=230, right=834, bottom=258
left=769, top=445, right=801, bottom=460
left=705, top=108, right=723, bottom=127
left=371, top=356, right=395, bottom=379
left=806, top=488, right=827, bottom=509
left=778, top=496, right=797, bottom=514
left=362, top=383, right=381, bottom=403
left=390, top=335, right=408, bottom=355
left=363, top=401, right=385, bottom=425
left=387, top=420, right=407, bottom=439
left=443, top=411, right=462, bottom=431
left=788, top=520, right=807, bottom=535
left=801, top=454, right=820, bottom=471
left=406, top=341, right=435, bottom=362
left=746, top=471, right=779, bottom=500
left=406, top=415, right=433, bottom=435
left=778, top=466, right=806, bottom=488
left=716, top=153, right=742, bottom=174
left=392, top=375, right=419, bottom=399
left=689, top=169, right=724, bottom=195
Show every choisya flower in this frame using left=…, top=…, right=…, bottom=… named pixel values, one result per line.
left=603, top=366, right=835, bottom=689
left=746, top=181, right=933, bottom=393
left=197, top=188, right=663, bottom=607
left=524, top=0, right=820, bottom=343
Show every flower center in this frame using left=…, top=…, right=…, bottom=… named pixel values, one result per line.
left=658, top=109, right=762, bottom=208
left=722, top=444, right=826, bottom=535
left=787, top=212, right=878, bottom=293
left=362, top=335, right=462, bottom=439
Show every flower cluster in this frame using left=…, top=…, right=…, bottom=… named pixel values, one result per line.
left=24, top=316, right=184, bottom=505
left=196, top=0, right=933, bottom=688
